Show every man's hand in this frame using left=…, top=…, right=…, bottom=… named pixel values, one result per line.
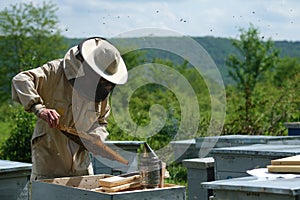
left=39, top=108, right=60, bottom=128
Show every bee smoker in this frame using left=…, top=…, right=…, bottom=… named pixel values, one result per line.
left=139, top=143, right=162, bottom=189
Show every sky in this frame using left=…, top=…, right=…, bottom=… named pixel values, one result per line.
left=1, top=0, right=300, bottom=41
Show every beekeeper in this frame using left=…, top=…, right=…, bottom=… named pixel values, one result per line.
left=11, top=37, right=128, bottom=180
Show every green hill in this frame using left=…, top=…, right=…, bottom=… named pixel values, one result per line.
left=65, top=36, right=300, bottom=85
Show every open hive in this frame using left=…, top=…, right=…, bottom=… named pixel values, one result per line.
left=31, top=174, right=186, bottom=200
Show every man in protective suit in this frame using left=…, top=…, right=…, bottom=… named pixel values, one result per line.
left=12, top=37, right=128, bottom=180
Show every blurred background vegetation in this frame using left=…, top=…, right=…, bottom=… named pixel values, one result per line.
left=0, top=1, right=299, bottom=185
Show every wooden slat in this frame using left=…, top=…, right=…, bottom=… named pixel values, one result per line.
left=271, top=155, right=300, bottom=165
left=267, top=165, right=300, bottom=173
left=98, top=180, right=142, bottom=193
left=99, top=175, right=141, bottom=187
left=41, top=174, right=112, bottom=189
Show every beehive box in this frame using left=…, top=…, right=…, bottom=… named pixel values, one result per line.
left=196, top=135, right=300, bottom=149
left=195, top=135, right=300, bottom=159
left=0, top=160, right=32, bottom=200
left=211, top=144, right=300, bottom=180
left=285, top=122, right=300, bottom=136
left=31, top=174, right=186, bottom=200
left=202, top=176, right=300, bottom=200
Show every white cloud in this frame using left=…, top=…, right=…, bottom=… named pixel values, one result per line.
left=1, top=0, right=300, bottom=41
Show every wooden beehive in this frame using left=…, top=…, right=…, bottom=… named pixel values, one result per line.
left=31, top=174, right=186, bottom=200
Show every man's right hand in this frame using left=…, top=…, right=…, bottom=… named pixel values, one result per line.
left=39, top=108, right=60, bottom=128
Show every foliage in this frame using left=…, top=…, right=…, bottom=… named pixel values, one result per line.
left=107, top=60, right=184, bottom=150
left=224, top=56, right=300, bottom=135
left=265, top=57, right=300, bottom=124
left=0, top=106, right=35, bottom=163
left=225, top=24, right=280, bottom=134
left=0, top=104, right=15, bottom=141
left=165, top=163, right=187, bottom=187
left=107, top=49, right=212, bottom=151
left=0, top=1, right=67, bottom=102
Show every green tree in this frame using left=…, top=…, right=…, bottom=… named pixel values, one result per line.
left=273, top=57, right=300, bottom=87
left=263, top=57, right=300, bottom=128
left=0, top=1, right=67, bottom=102
left=226, top=24, right=279, bottom=134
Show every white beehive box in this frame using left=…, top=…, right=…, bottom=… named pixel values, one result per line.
left=31, top=174, right=186, bottom=200
left=202, top=176, right=300, bottom=200
left=0, top=159, right=32, bottom=200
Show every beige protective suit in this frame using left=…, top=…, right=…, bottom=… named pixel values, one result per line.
left=11, top=46, right=110, bottom=180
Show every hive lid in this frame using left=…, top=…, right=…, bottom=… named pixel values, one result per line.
left=0, top=160, right=32, bottom=173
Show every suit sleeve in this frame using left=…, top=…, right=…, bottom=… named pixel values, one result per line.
left=11, top=64, right=52, bottom=115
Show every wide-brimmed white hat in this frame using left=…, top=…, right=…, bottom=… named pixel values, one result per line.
left=78, top=37, right=128, bottom=85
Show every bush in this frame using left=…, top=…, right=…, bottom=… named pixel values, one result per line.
left=165, top=163, right=187, bottom=186
left=0, top=106, right=35, bottom=163
left=0, top=103, right=15, bottom=141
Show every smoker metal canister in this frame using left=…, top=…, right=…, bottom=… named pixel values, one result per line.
left=139, top=155, right=161, bottom=189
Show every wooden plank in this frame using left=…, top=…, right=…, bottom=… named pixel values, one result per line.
left=98, top=180, right=142, bottom=192
left=271, top=155, right=300, bottom=165
left=99, top=175, right=141, bottom=187
left=41, top=174, right=111, bottom=189
left=267, top=165, right=300, bottom=173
